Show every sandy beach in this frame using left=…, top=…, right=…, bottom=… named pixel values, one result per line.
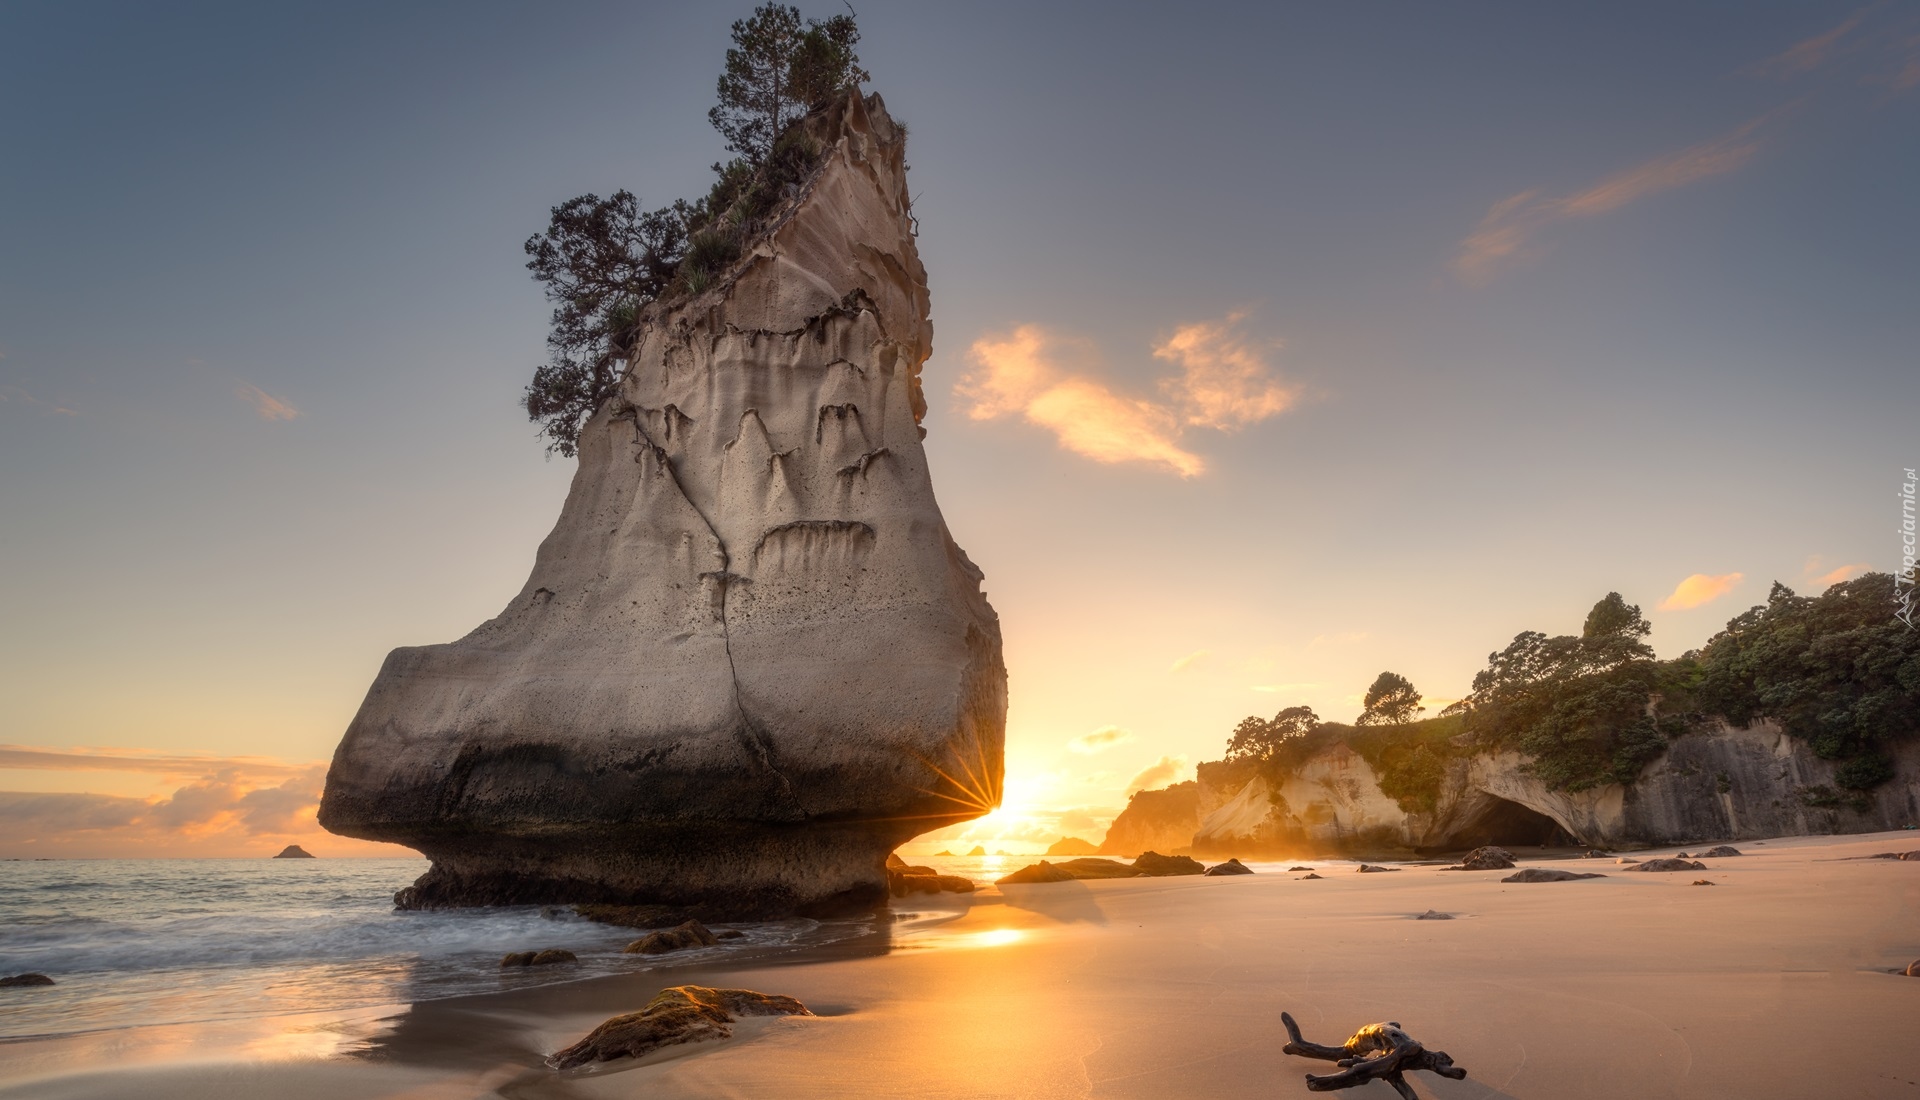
left=3, top=830, right=1916, bottom=1099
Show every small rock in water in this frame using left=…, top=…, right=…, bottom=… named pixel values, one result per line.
left=272, top=844, right=315, bottom=859
left=1204, top=858, right=1255, bottom=876
left=1415, top=909, right=1454, bottom=920
left=625, top=920, right=720, bottom=955
left=1131, top=851, right=1206, bottom=877
left=1287, top=865, right=1314, bottom=872
left=996, top=860, right=1076, bottom=885
left=1300, top=873, right=1323, bottom=880
left=716, top=929, right=746, bottom=940
left=888, top=867, right=977, bottom=896
left=502, top=949, right=578, bottom=967
left=1356, top=864, right=1399, bottom=873
left=1699, top=846, right=1742, bottom=858
left=549, top=985, right=810, bottom=1069
left=0, top=973, right=54, bottom=988
left=1455, top=846, right=1516, bottom=871
left=1502, top=868, right=1606, bottom=883
left=1630, top=858, right=1707, bottom=873
left=1691, top=879, right=1716, bottom=886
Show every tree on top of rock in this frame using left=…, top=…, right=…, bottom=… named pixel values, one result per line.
left=709, top=4, right=868, bottom=168
left=1356, top=671, right=1423, bottom=726
left=1223, top=705, right=1321, bottom=771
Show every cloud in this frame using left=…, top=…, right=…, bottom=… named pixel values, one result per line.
left=1750, top=10, right=1866, bottom=77
left=1804, top=556, right=1870, bottom=588
left=1657, top=572, right=1746, bottom=611
left=1068, top=726, right=1134, bottom=754
left=236, top=381, right=300, bottom=421
left=1125, top=755, right=1191, bottom=795
left=1152, top=314, right=1297, bottom=430
left=1168, top=650, right=1210, bottom=673
left=0, top=384, right=80, bottom=416
left=959, top=315, right=1296, bottom=477
left=0, top=745, right=305, bottom=777
left=1454, top=115, right=1770, bottom=284
left=0, top=746, right=404, bottom=858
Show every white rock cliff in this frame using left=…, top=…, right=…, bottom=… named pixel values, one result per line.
left=320, top=92, right=1006, bottom=916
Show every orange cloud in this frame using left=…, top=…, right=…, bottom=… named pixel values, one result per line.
left=1455, top=116, right=1770, bottom=284
left=236, top=381, right=300, bottom=421
left=1804, top=557, right=1870, bottom=588
left=1068, top=726, right=1134, bottom=754
left=961, top=325, right=1204, bottom=476
left=1168, top=650, right=1210, bottom=673
left=1152, top=313, right=1296, bottom=430
left=1750, top=10, right=1866, bottom=77
left=1657, top=572, right=1746, bottom=611
left=1125, top=755, right=1190, bottom=795
left=959, top=316, right=1296, bottom=477
left=0, top=746, right=405, bottom=858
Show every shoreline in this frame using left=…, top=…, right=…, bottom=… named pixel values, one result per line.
left=4, top=829, right=1918, bottom=1098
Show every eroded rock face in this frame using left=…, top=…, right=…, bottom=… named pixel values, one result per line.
left=320, top=92, right=1005, bottom=918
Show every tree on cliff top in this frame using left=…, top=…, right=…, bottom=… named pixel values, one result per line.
left=1356, top=671, right=1423, bottom=726
left=710, top=4, right=868, bottom=167
left=521, top=3, right=869, bottom=457
left=1223, top=706, right=1321, bottom=771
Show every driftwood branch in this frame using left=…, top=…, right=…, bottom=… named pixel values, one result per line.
left=1281, top=1011, right=1466, bottom=1097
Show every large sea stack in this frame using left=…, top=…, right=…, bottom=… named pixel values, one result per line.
left=320, top=91, right=1006, bottom=917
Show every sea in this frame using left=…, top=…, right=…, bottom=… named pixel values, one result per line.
left=0, top=857, right=876, bottom=1042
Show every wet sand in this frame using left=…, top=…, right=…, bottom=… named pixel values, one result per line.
left=3, top=830, right=1917, bottom=1099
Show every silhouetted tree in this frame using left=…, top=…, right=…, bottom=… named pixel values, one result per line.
left=1357, top=671, right=1424, bottom=726
left=1224, top=705, right=1321, bottom=770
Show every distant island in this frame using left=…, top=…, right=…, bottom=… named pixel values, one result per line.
left=272, top=845, right=315, bottom=859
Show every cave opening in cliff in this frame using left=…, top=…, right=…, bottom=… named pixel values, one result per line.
left=1446, top=794, right=1576, bottom=850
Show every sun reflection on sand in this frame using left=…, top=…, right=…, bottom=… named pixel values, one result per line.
left=969, top=929, right=1024, bottom=948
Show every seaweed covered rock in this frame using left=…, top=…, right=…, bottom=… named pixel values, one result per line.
left=502, top=949, right=578, bottom=967
left=1630, top=858, right=1707, bottom=873
left=550, top=985, right=810, bottom=1069
left=1204, top=858, right=1254, bottom=876
left=1131, top=851, right=1205, bottom=877
left=319, top=91, right=1006, bottom=919
left=996, top=861, right=1075, bottom=885
left=1502, top=868, right=1605, bottom=883
left=625, top=920, right=721, bottom=955
left=1456, top=846, right=1516, bottom=870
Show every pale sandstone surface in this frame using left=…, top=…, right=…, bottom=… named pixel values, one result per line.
left=319, top=92, right=1005, bottom=916
left=5, top=830, right=1918, bottom=1099
left=1171, top=722, right=1920, bottom=857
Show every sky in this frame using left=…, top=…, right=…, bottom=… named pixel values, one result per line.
left=2, top=2, right=1916, bottom=857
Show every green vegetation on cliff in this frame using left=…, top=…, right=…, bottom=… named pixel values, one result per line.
left=522, top=4, right=869, bottom=456
left=1219, top=576, right=1918, bottom=801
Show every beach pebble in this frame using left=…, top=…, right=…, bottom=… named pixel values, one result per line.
left=716, top=929, right=746, bottom=940
left=1501, top=868, right=1605, bottom=883
left=1699, top=846, right=1742, bottom=858
left=1204, top=858, right=1254, bottom=876
left=1630, top=858, right=1708, bottom=873
left=1415, top=909, right=1454, bottom=920
left=1691, top=880, right=1715, bottom=886
left=625, top=920, right=720, bottom=955
left=1456, top=846, right=1516, bottom=871
left=1581, top=850, right=1610, bottom=858
left=1300, top=873, right=1323, bottom=880
left=1617, top=858, right=1641, bottom=865
left=1906, top=960, right=1920, bottom=977
left=0, top=973, right=54, bottom=988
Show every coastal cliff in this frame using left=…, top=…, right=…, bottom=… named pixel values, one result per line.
left=1105, top=722, right=1920, bottom=857
left=320, top=91, right=1007, bottom=916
